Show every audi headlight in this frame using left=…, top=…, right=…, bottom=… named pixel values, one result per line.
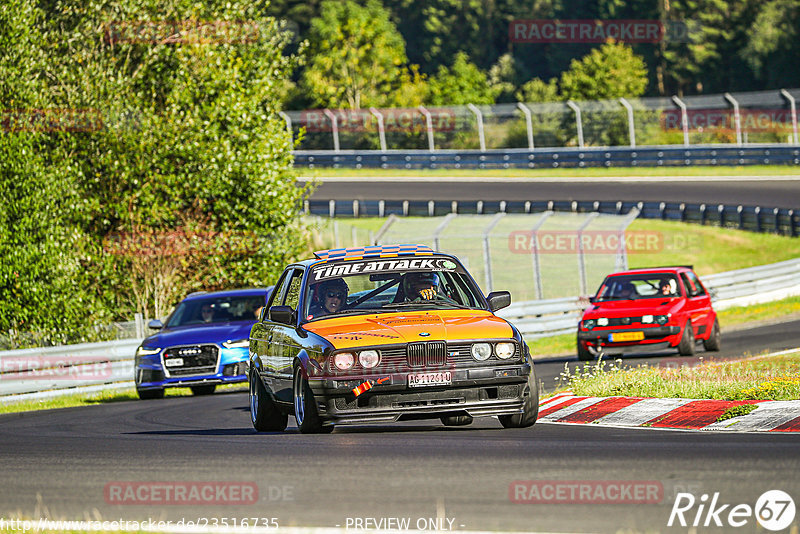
left=136, top=346, right=161, bottom=357
left=471, top=343, right=492, bottom=361
left=656, top=315, right=669, bottom=325
left=641, top=315, right=654, bottom=324
left=583, top=319, right=596, bottom=330
left=333, top=352, right=355, bottom=371
left=495, top=342, right=515, bottom=359
left=222, top=339, right=249, bottom=348
left=358, top=350, right=380, bottom=369
left=597, top=318, right=609, bottom=327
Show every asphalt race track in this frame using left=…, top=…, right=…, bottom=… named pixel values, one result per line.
left=2, top=319, right=799, bottom=533
left=308, top=176, right=800, bottom=210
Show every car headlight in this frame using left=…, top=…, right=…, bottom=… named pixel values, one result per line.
left=495, top=342, right=515, bottom=359
left=582, top=319, right=596, bottom=330
left=641, top=315, right=654, bottom=324
left=222, top=339, right=249, bottom=348
left=656, top=315, right=669, bottom=325
left=597, top=318, right=609, bottom=327
left=136, top=346, right=161, bottom=357
left=358, top=350, right=380, bottom=369
left=333, top=352, right=355, bottom=371
left=471, top=343, right=492, bottom=361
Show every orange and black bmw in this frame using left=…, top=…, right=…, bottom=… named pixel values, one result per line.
left=248, top=245, right=538, bottom=433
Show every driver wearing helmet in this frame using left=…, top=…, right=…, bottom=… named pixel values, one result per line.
left=402, top=271, right=440, bottom=301
left=309, top=278, right=349, bottom=318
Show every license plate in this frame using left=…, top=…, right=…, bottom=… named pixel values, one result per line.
left=609, top=332, right=645, bottom=342
left=165, top=358, right=184, bottom=367
left=408, top=371, right=452, bottom=387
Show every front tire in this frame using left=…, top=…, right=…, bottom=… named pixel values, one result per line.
left=190, top=385, right=216, bottom=396
left=499, top=364, right=539, bottom=429
left=577, top=336, right=593, bottom=361
left=250, top=370, right=288, bottom=432
left=678, top=320, right=696, bottom=356
left=293, top=366, right=333, bottom=434
left=703, top=318, right=721, bottom=352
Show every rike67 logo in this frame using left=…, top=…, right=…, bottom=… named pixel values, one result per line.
left=669, top=490, right=796, bottom=531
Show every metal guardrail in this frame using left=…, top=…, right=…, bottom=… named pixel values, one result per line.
left=1, top=258, right=798, bottom=398
left=295, top=145, right=800, bottom=169
left=306, top=199, right=799, bottom=237
left=498, top=258, right=800, bottom=339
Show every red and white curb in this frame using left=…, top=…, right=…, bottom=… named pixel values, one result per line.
left=538, top=393, right=800, bottom=432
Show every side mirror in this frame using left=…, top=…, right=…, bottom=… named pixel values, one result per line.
left=269, top=305, right=296, bottom=326
left=588, top=296, right=596, bottom=303
left=148, top=319, right=163, bottom=330
left=486, top=291, right=511, bottom=312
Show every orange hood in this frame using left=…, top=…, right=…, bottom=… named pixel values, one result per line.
left=303, top=310, right=514, bottom=349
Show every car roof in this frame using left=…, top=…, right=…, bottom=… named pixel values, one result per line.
left=288, top=244, right=448, bottom=270
left=182, top=287, right=272, bottom=302
left=608, top=266, right=693, bottom=276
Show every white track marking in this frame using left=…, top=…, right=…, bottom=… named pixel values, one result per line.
left=538, top=396, right=605, bottom=422
left=591, top=398, right=694, bottom=427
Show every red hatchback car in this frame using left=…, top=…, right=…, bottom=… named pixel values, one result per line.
left=577, top=266, right=720, bottom=360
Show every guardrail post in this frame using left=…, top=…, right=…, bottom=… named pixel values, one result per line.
left=791, top=209, right=797, bottom=237
left=671, top=96, right=690, bottom=146
left=530, top=211, right=554, bottom=299
left=378, top=200, right=385, bottom=218
left=718, top=204, right=725, bottom=227
left=774, top=207, right=781, bottom=234
left=781, top=89, right=799, bottom=145
left=418, top=106, right=435, bottom=151
left=278, top=111, right=293, bottom=144
left=467, top=103, right=486, bottom=152
left=328, top=199, right=336, bottom=218
left=566, top=100, right=584, bottom=148
left=403, top=200, right=409, bottom=216
left=755, top=206, right=762, bottom=232
left=619, top=97, right=636, bottom=147
left=369, top=107, right=387, bottom=152
left=482, top=213, right=506, bottom=292
left=353, top=199, right=360, bottom=218
left=428, top=200, right=435, bottom=217
left=323, top=109, right=340, bottom=153
left=432, top=213, right=456, bottom=251
left=516, top=103, right=534, bottom=149
left=737, top=205, right=744, bottom=230
left=577, top=213, right=600, bottom=295
left=700, top=203, right=707, bottom=225
left=724, top=93, right=743, bottom=146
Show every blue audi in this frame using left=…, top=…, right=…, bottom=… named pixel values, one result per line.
left=134, top=288, right=272, bottom=399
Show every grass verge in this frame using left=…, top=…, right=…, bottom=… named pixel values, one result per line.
left=557, top=350, right=800, bottom=400
left=305, top=164, right=800, bottom=179
left=0, top=383, right=247, bottom=416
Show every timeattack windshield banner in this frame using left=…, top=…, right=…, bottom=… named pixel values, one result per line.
left=310, top=257, right=461, bottom=282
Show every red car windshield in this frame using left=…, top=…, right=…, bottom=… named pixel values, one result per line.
left=595, top=273, right=681, bottom=301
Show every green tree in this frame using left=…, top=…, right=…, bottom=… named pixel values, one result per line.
left=516, top=77, right=560, bottom=103
left=742, top=0, right=800, bottom=88
left=302, top=0, right=410, bottom=109
left=427, top=52, right=495, bottom=105
left=560, top=41, right=648, bottom=101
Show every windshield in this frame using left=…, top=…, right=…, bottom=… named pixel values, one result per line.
left=302, top=257, right=485, bottom=321
left=166, top=296, right=264, bottom=327
left=595, top=273, right=681, bottom=301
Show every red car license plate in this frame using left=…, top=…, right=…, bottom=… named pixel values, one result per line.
left=408, top=371, right=452, bottom=387
left=609, top=331, right=645, bottom=342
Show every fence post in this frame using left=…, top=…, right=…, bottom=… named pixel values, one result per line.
left=467, top=104, right=486, bottom=151
left=278, top=111, right=292, bottom=144
left=516, top=102, right=534, bottom=149
left=323, top=109, right=340, bottom=153
left=134, top=313, right=144, bottom=339
left=369, top=107, right=387, bottom=151
left=577, top=213, right=600, bottom=295
left=482, top=213, right=506, bottom=292
left=724, top=93, right=742, bottom=146
left=432, top=213, right=456, bottom=251
left=671, top=96, right=690, bottom=146
left=418, top=106, right=435, bottom=151
left=780, top=89, right=799, bottom=145
left=530, top=211, right=554, bottom=299
left=374, top=214, right=397, bottom=244
left=566, top=100, right=584, bottom=148
left=619, top=97, right=636, bottom=147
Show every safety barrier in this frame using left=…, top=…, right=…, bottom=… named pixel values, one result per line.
left=305, top=199, right=799, bottom=237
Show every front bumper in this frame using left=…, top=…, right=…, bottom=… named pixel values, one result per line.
left=310, top=363, right=532, bottom=424
left=579, top=325, right=681, bottom=348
